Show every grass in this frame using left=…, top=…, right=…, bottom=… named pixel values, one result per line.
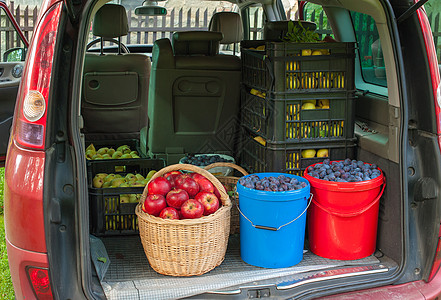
left=0, top=168, right=15, bottom=299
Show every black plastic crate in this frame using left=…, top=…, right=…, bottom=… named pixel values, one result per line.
left=239, top=130, right=357, bottom=176
left=88, top=158, right=165, bottom=236
left=241, top=40, right=355, bottom=94
left=240, top=87, right=355, bottom=143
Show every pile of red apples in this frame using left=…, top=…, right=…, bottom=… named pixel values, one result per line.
left=142, top=171, right=222, bottom=219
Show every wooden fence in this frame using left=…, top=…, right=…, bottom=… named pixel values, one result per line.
left=3, top=2, right=441, bottom=62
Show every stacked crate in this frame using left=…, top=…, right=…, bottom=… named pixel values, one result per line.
left=239, top=40, right=357, bottom=175
left=88, top=158, right=164, bottom=236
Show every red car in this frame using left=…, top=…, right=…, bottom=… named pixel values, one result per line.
left=3, top=0, right=441, bottom=298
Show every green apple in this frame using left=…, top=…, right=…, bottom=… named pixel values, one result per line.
left=97, top=147, right=109, bottom=155
left=107, top=148, right=115, bottom=156
left=120, top=194, right=130, bottom=203
left=95, top=173, right=107, bottom=179
left=125, top=173, right=136, bottom=181
left=102, top=181, right=112, bottom=188
left=129, top=194, right=139, bottom=203
left=112, top=151, right=123, bottom=159
left=146, top=170, right=157, bottom=179
left=104, top=174, right=116, bottom=182
left=135, top=174, right=145, bottom=181
left=110, top=178, right=125, bottom=187
left=92, top=176, right=104, bottom=188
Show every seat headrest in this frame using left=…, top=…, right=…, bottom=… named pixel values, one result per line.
left=209, top=12, right=243, bottom=44
left=93, top=4, right=129, bottom=38
left=172, top=31, right=223, bottom=56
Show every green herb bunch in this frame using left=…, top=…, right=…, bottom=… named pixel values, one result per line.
left=282, top=20, right=320, bottom=43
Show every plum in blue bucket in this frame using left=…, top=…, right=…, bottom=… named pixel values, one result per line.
left=238, top=174, right=307, bottom=192
left=236, top=173, right=310, bottom=268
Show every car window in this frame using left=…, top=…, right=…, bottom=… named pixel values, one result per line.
left=350, top=11, right=387, bottom=87
left=303, top=4, right=386, bottom=87
left=0, top=6, right=27, bottom=62
left=303, top=3, right=334, bottom=40
left=88, top=1, right=239, bottom=48
left=243, top=4, right=265, bottom=40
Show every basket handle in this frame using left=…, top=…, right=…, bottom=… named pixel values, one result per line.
left=140, top=164, right=231, bottom=207
left=236, top=193, right=312, bottom=231
left=312, top=182, right=385, bottom=218
left=204, top=163, right=249, bottom=176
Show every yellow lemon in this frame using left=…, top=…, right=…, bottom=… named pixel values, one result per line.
left=318, top=99, right=330, bottom=107
left=303, top=99, right=316, bottom=106
left=317, top=149, right=329, bottom=158
left=287, top=75, right=300, bottom=90
left=301, top=49, right=312, bottom=56
left=333, top=74, right=345, bottom=88
left=302, top=103, right=316, bottom=110
left=301, top=75, right=317, bottom=89
left=256, top=45, right=265, bottom=51
left=286, top=60, right=298, bottom=71
left=254, top=136, right=267, bottom=146
left=318, top=77, right=331, bottom=88
left=250, top=88, right=260, bottom=96
left=312, top=50, right=322, bottom=56
left=301, top=149, right=316, bottom=158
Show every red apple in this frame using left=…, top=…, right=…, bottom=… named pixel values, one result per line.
left=180, top=199, right=204, bottom=219
left=148, top=177, right=172, bottom=196
left=164, top=171, right=182, bottom=188
left=159, top=207, right=180, bottom=220
left=142, top=194, right=167, bottom=216
left=195, top=192, right=219, bottom=215
left=191, top=173, right=206, bottom=182
left=214, top=184, right=228, bottom=199
left=166, top=188, right=189, bottom=209
left=175, top=174, right=200, bottom=197
left=192, top=174, right=215, bottom=193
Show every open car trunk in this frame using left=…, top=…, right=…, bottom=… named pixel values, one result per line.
left=75, top=1, right=410, bottom=299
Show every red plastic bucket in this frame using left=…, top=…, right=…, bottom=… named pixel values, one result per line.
left=304, top=163, right=385, bottom=260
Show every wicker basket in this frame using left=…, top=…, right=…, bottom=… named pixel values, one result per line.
left=136, top=164, right=231, bottom=276
left=204, top=163, right=249, bottom=235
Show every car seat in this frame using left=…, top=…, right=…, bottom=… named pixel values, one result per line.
left=81, top=4, right=151, bottom=141
left=146, top=31, right=241, bottom=163
left=208, top=11, right=243, bottom=55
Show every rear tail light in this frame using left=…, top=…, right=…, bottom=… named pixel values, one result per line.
left=26, top=267, right=53, bottom=300
left=13, top=2, right=62, bottom=150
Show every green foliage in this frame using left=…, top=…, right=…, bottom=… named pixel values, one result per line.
left=282, top=20, right=319, bottom=43
left=0, top=215, right=15, bottom=299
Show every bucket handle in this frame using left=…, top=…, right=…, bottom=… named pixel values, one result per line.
left=312, top=181, right=386, bottom=218
left=235, top=193, right=313, bottom=231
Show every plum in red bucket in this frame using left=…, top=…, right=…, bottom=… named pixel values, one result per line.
left=306, top=158, right=381, bottom=182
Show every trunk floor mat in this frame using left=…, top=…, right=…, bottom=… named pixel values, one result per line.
left=97, top=235, right=380, bottom=299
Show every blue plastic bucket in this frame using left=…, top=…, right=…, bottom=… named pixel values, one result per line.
left=237, top=173, right=310, bottom=268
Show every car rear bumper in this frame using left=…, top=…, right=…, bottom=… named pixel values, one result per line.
left=321, top=267, right=441, bottom=299
left=6, top=236, right=49, bottom=299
